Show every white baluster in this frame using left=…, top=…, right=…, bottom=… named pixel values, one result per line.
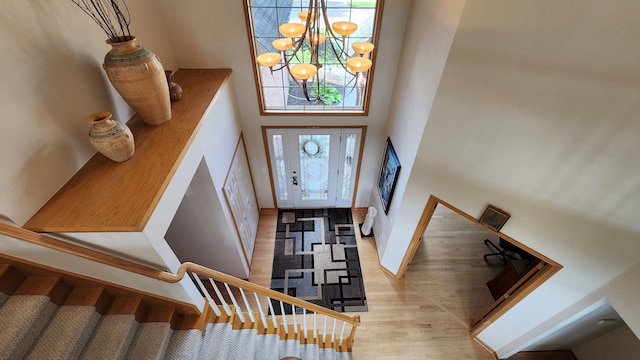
left=279, top=301, right=288, bottom=334
left=224, top=283, right=245, bottom=323
left=254, top=293, right=268, bottom=329
left=190, top=273, right=221, bottom=316
left=331, top=318, right=337, bottom=343
left=303, top=308, right=308, bottom=339
left=208, top=278, right=232, bottom=316
left=339, top=321, right=346, bottom=347
left=267, top=297, right=278, bottom=328
left=322, top=315, right=327, bottom=343
left=292, top=305, right=298, bottom=334
left=313, top=312, right=317, bottom=339
left=239, top=288, right=255, bottom=323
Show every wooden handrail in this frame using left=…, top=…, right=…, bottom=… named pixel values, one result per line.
left=164, top=262, right=360, bottom=325
left=0, top=222, right=165, bottom=278
left=0, top=222, right=360, bottom=326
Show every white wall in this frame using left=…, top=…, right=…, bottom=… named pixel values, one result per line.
left=0, top=0, right=177, bottom=226
left=374, top=0, right=466, bottom=262
left=155, top=0, right=411, bottom=210
left=378, top=1, right=640, bottom=358
left=573, top=324, right=640, bottom=360
left=0, top=0, right=244, bottom=306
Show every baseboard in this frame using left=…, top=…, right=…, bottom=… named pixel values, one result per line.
left=472, top=336, right=499, bottom=360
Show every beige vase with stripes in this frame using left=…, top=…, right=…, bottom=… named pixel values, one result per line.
left=103, top=36, right=171, bottom=126
left=87, top=112, right=135, bottom=162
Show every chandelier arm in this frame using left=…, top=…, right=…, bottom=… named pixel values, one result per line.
left=316, top=0, right=357, bottom=77
left=313, top=71, right=321, bottom=102
left=320, top=0, right=349, bottom=59
left=268, top=52, right=291, bottom=73
left=310, top=1, right=322, bottom=66
left=325, top=38, right=357, bottom=77
left=345, top=72, right=359, bottom=97
left=284, top=60, right=311, bottom=102
left=302, top=80, right=311, bottom=102
left=310, top=36, right=321, bottom=66
left=268, top=34, right=307, bottom=73
left=307, top=0, right=315, bottom=25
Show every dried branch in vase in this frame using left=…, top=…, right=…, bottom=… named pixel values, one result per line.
left=70, top=0, right=132, bottom=42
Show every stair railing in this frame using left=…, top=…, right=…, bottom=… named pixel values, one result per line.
left=0, top=222, right=361, bottom=351
left=180, top=262, right=360, bottom=351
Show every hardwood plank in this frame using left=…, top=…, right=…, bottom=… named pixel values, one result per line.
left=24, top=69, right=232, bottom=233
left=404, top=205, right=504, bottom=327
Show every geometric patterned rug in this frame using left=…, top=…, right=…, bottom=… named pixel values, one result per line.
left=269, top=208, right=368, bottom=314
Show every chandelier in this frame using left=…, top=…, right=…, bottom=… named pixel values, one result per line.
left=255, top=0, right=376, bottom=103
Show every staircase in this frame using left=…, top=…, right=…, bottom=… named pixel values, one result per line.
left=0, top=261, right=353, bottom=360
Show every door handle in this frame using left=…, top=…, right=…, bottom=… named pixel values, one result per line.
left=292, top=176, right=298, bottom=186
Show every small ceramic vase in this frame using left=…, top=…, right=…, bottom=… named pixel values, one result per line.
left=87, top=112, right=135, bottom=162
left=165, top=70, right=183, bottom=101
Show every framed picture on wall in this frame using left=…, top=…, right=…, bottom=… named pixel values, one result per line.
left=479, top=205, right=510, bottom=231
left=378, top=137, right=401, bottom=214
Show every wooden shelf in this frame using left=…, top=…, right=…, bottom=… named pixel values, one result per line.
left=24, top=69, right=232, bottom=233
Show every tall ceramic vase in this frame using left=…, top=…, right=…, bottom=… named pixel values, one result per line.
left=87, top=112, right=135, bottom=162
left=103, top=36, right=171, bottom=126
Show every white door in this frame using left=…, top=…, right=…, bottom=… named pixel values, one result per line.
left=266, top=128, right=362, bottom=208
left=224, top=142, right=259, bottom=263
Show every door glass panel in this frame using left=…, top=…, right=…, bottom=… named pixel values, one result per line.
left=299, top=135, right=330, bottom=201
left=341, top=133, right=357, bottom=200
left=271, top=134, right=288, bottom=201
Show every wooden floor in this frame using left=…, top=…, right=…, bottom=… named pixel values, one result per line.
left=248, top=206, right=502, bottom=359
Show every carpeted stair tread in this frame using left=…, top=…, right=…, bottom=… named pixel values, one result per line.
left=0, top=290, right=353, bottom=360
left=279, top=338, right=302, bottom=359
left=197, top=322, right=233, bottom=360
left=254, top=333, right=280, bottom=360
left=299, top=341, right=320, bottom=360
left=225, top=328, right=258, bottom=360
left=80, top=314, right=138, bottom=360
left=126, top=322, right=172, bottom=360
left=320, top=347, right=343, bottom=360
left=26, top=305, right=101, bottom=360
left=164, top=329, right=203, bottom=359
left=0, top=292, right=8, bottom=307
left=0, top=295, right=57, bottom=360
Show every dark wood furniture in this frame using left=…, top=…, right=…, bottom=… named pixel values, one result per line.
left=487, top=259, right=537, bottom=300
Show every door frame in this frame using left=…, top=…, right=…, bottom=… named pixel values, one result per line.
left=395, top=195, right=563, bottom=336
left=262, top=125, right=367, bottom=209
left=222, top=133, right=260, bottom=264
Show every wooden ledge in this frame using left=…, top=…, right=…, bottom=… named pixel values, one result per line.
left=24, top=69, right=232, bottom=233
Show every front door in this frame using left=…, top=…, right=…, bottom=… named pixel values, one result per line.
left=265, top=128, right=362, bottom=208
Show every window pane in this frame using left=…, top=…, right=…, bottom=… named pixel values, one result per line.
left=299, top=135, right=330, bottom=200
left=272, top=135, right=288, bottom=201
left=341, top=133, right=357, bottom=200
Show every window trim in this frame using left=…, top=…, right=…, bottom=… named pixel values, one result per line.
left=243, top=0, right=386, bottom=116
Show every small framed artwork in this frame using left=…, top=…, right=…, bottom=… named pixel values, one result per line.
left=479, top=205, right=510, bottom=231
left=378, top=137, right=401, bottom=214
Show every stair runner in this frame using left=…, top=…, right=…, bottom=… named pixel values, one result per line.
left=0, top=290, right=352, bottom=360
